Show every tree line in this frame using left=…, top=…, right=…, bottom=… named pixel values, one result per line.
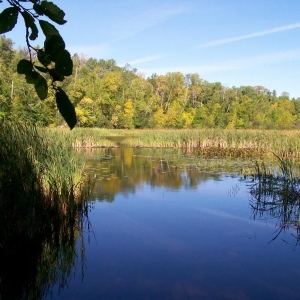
left=1, top=35, right=300, bottom=129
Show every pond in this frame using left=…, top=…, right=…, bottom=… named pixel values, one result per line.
left=3, top=148, right=300, bottom=299
left=46, top=148, right=300, bottom=300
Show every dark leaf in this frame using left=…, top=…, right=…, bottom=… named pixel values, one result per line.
left=34, top=75, right=48, bottom=100
left=39, top=20, right=60, bottom=38
left=0, top=7, right=19, bottom=34
left=55, top=50, right=73, bottom=76
left=25, top=71, right=39, bottom=84
left=21, top=11, right=38, bottom=40
left=40, top=1, right=67, bottom=25
left=55, top=87, right=77, bottom=129
left=37, top=49, right=51, bottom=66
left=17, top=59, right=33, bottom=74
left=49, top=69, right=65, bottom=82
left=44, top=35, right=65, bottom=61
left=33, top=3, right=44, bottom=16
left=34, top=65, right=48, bottom=73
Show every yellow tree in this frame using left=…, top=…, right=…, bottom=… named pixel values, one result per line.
left=153, top=107, right=166, bottom=128
left=123, top=100, right=134, bottom=129
left=98, top=71, right=122, bottom=119
left=270, top=99, right=296, bottom=129
left=76, top=97, right=96, bottom=127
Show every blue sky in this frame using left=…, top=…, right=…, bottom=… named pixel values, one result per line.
left=3, top=0, right=300, bottom=98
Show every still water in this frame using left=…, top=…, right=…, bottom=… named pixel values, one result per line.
left=6, top=148, right=300, bottom=299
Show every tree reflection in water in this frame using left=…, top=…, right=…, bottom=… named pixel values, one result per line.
left=84, top=147, right=255, bottom=203
left=2, top=148, right=299, bottom=298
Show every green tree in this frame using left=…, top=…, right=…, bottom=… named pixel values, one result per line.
left=0, top=0, right=76, bottom=128
left=192, top=106, right=209, bottom=128
left=292, top=98, right=300, bottom=126
left=270, top=99, right=296, bottom=129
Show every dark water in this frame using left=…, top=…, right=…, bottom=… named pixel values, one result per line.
left=44, top=148, right=300, bottom=300
left=3, top=148, right=300, bottom=299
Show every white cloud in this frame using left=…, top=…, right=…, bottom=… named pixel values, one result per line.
left=139, top=49, right=300, bottom=75
left=111, top=5, right=188, bottom=42
left=68, top=5, right=186, bottom=59
left=121, top=54, right=167, bottom=66
left=68, top=43, right=111, bottom=58
left=198, top=22, right=300, bottom=48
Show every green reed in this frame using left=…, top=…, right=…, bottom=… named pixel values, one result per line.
left=57, top=128, right=122, bottom=148
left=0, top=122, right=89, bottom=242
left=49, top=128, right=300, bottom=158
left=0, top=121, right=94, bottom=298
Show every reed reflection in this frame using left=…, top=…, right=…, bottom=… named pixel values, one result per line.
left=0, top=202, right=91, bottom=300
left=249, top=159, right=300, bottom=244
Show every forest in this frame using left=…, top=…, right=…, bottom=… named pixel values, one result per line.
left=1, top=35, right=300, bottom=130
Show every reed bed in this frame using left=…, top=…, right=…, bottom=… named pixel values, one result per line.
left=0, top=122, right=89, bottom=243
left=0, top=122, right=93, bottom=299
left=56, top=128, right=124, bottom=148
left=48, top=128, right=300, bottom=158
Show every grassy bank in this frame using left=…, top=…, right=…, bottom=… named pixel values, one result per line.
left=0, top=122, right=90, bottom=244
left=51, top=128, right=300, bottom=158
left=0, top=122, right=93, bottom=299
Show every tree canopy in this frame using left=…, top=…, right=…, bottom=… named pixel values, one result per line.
left=0, top=0, right=76, bottom=129
left=1, top=2, right=299, bottom=130
left=0, top=34, right=299, bottom=130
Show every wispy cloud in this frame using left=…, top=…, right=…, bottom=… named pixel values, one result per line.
left=68, top=43, right=111, bottom=58
left=69, top=5, right=187, bottom=58
left=139, top=48, right=300, bottom=75
left=121, top=54, right=167, bottom=66
left=198, top=48, right=300, bottom=72
left=112, top=5, right=188, bottom=42
left=198, top=22, right=300, bottom=48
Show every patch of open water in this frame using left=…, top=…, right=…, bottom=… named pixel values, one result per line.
left=45, top=148, right=300, bottom=299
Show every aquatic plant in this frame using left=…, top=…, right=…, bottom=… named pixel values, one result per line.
left=0, top=121, right=89, bottom=242
left=0, top=121, right=93, bottom=299
left=48, top=128, right=300, bottom=158
left=247, top=156, right=300, bottom=244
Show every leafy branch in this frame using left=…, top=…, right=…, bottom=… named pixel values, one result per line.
left=0, top=0, right=76, bottom=129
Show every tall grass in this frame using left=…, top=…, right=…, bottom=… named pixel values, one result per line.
left=64, top=128, right=122, bottom=148
left=0, top=122, right=94, bottom=298
left=49, top=128, right=300, bottom=158
left=0, top=122, right=89, bottom=242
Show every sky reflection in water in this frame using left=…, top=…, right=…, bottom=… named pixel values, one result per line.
left=47, top=149, right=300, bottom=300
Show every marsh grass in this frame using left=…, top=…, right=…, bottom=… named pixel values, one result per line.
left=0, top=122, right=94, bottom=299
left=0, top=122, right=90, bottom=244
left=68, top=128, right=121, bottom=148
left=50, top=128, right=300, bottom=158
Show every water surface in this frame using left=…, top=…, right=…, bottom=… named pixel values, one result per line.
left=43, top=148, right=300, bottom=299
